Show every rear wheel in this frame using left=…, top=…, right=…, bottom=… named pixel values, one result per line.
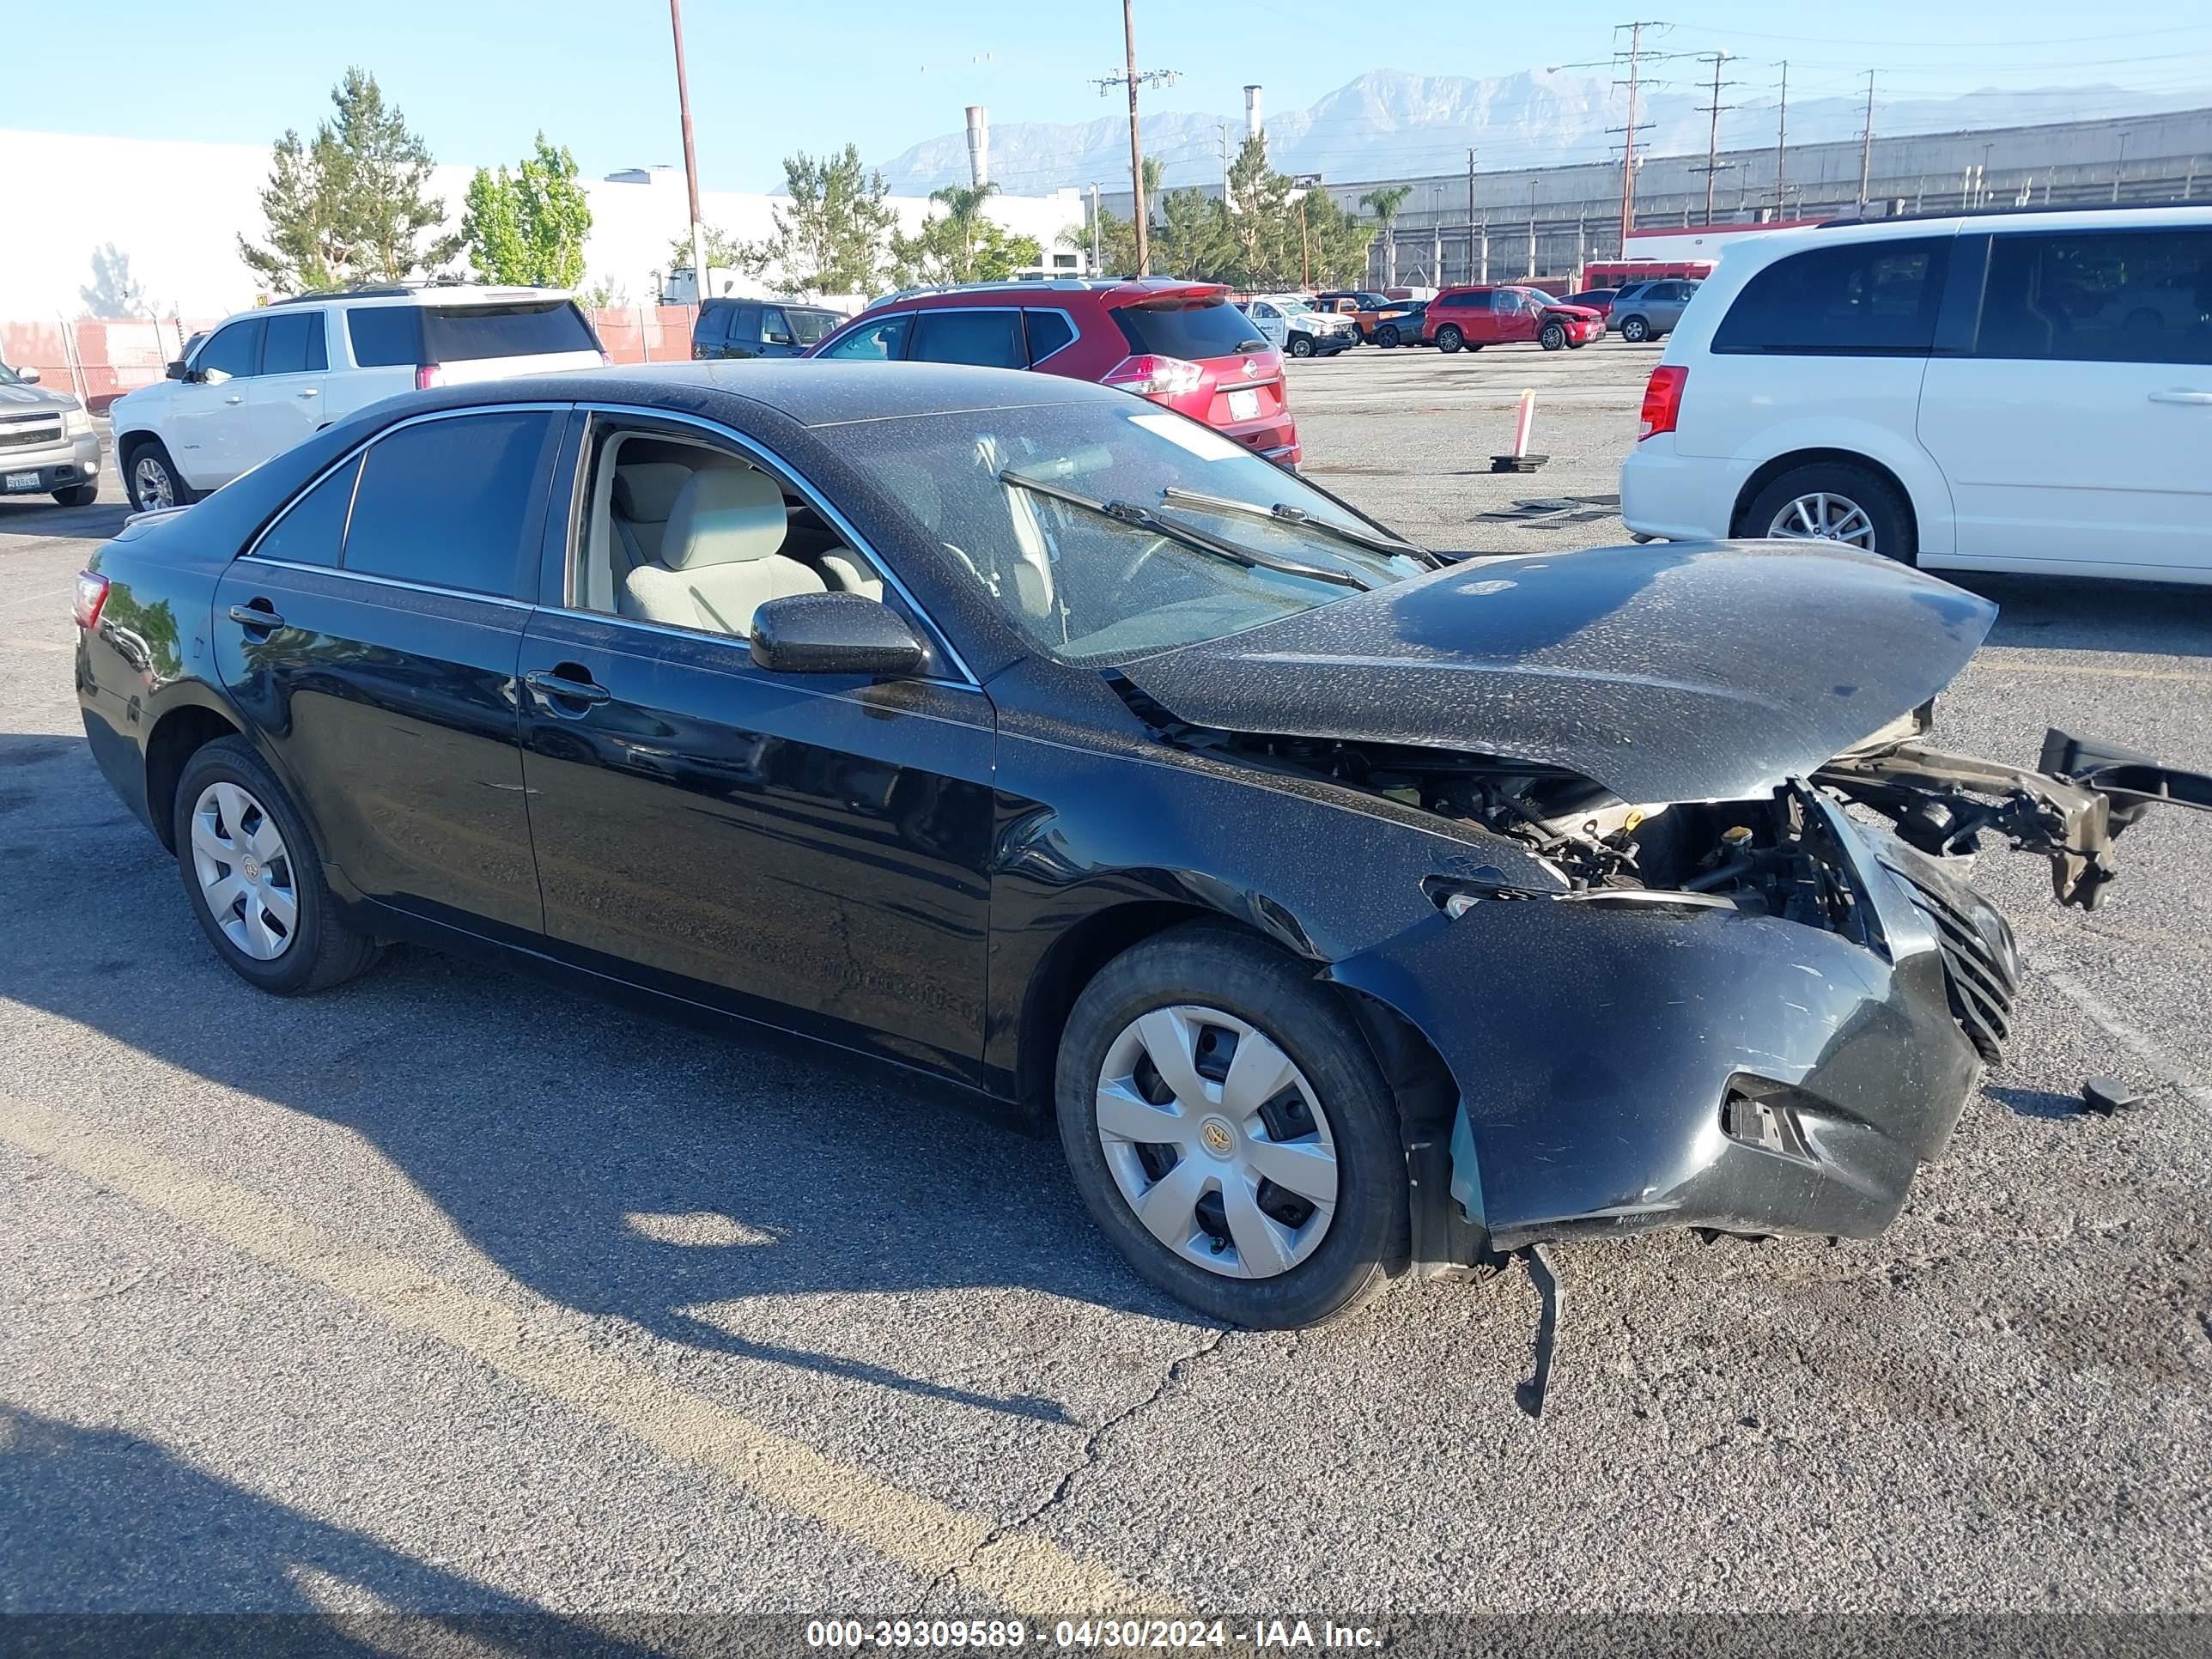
left=1539, top=321, right=1567, bottom=351
left=1739, top=462, right=1915, bottom=563
left=1056, top=925, right=1408, bottom=1329
left=1435, top=325, right=1464, bottom=353
left=173, top=737, right=380, bottom=996
left=125, top=441, right=189, bottom=512
left=52, top=481, right=99, bottom=507
left=1619, top=315, right=1650, bottom=343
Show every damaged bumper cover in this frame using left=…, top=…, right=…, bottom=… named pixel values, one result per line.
left=1333, top=795, right=2019, bottom=1262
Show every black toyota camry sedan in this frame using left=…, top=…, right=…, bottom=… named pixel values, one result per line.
left=73, top=362, right=2209, bottom=1329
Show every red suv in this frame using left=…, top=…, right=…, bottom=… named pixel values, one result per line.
left=805, top=278, right=1297, bottom=465
left=1422, top=286, right=1605, bottom=353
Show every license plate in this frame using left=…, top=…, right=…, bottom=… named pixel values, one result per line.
left=1226, top=388, right=1260, bottom=422
left=4, top=471, right=40, bottom=493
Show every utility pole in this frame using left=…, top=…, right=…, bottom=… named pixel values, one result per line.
left=1614, top=21, right=1663, bottom=247
left=1692, top=51, right=1738, bottom=222
left=1856, top=70, right=1877, bottom=209
left=1466, top=149, right=1477, bottom=284
left=1094, top=0, right=1177, bottom=276
left=1089, top=183, right=1102, bottom=272
left=1773, top=60, right=1788, bottom=214
left=1527, top=179, right=1538, bottom=276
left=2114, top=131, right=2132, bottom=203
left=667, top=0, right=708, bottom=304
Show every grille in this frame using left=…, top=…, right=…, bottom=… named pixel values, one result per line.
left=1894, top=866, right=2019, bottom=1063
left=0, top=419, right=63, bottom=450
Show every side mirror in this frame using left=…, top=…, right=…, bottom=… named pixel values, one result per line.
left=164, top=361, right=187, bottom=380
left=198, top=366, right=231, bottom=386
left=750, top=592, right=927, bottom=678
left=17, top=365, right=40, bottom=385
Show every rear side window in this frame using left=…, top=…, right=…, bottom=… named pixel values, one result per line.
left=910, top=308, right=1026, bottom=368
left=196, top=319, right=263, bottom=380
left=692, top=304, right=732, bottom=349
left=341, top=411, right=558, bottom=597
left=1111, top=299, right=1265, bottom=361
left=1712, top=237, right=1948, bottom=356
left=261, top=311, right=327, bottom=376
left=821, top=313, right=911, bottom=360
left=253, top=455, right=360, bottom=568
left=424, top=301, right=597, bottom=362
left=347, top=307, right=423, bottom=368
left=1024, top=309, right=1076, bottom=362
left=1977, top=228, right=2212, bottom=366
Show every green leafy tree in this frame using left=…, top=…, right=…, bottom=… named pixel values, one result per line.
left=464, top=133, right=592, bottom=288
left=238, top=68, right=462, bottom=293
left=1359, top=184, right=1413, bottom=287
left=890, top=181, right=1042, bottom=287
left=665, top=224, right=758, bottom=279
left=736, top=145, right=897, bottom=295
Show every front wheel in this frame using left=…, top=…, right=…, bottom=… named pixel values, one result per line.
left=1376, top=325, right=1400, bottom=348
left=125, top=441, right=189, bottom=513
left=1435, top=325, right=1463, bottom=353
left=1739, top=462, right=1915, bottom=564
left=1288, top=335, right=1316, bottom=358
left=52, top=480, right=99, bottom=507
left=1619, top=316, right=1650, bottom=343
left=1057, top=925, right=1408, bottom=1329
left=1539, top=322, right=1566, bottom=351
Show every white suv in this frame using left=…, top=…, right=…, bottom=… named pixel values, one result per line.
left=1620, top=204, right=2212, bottom=583
left=110, top=286, right=605, bottom=512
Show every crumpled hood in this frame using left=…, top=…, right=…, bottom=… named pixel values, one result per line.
left=1117, top=541, right=1997, bottom=803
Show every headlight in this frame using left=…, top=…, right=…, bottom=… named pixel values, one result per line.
left=64, top=407, right=94, bottom=437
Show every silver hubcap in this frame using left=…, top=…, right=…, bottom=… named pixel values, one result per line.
left=1095, top=1005, right=1340, bottom=1280
left=133, top=456, right=173, bottom=509
left=1767, top=491, right=1876, bottom=551
left=190, top=781, right=297, bottom=960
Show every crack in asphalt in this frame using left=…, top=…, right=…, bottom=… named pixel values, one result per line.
left=912, top=1327, right=1231, bottom=1614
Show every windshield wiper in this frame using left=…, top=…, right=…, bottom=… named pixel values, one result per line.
left=1158, top=487, right=1436, bottom=563
left=999, top=470, right=1375, bottom=591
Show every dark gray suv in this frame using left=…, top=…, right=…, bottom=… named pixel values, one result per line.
left=1610, top=279, right=1702, bottom=343
left=691, top=299, right=845, bottom=360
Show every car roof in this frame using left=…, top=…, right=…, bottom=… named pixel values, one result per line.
left=857, top=276, right=1227, bottom=314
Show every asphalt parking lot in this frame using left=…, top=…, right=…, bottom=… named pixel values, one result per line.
left=4, top=345, right=2211, bottom=1645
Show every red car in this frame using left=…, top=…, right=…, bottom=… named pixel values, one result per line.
left=1559, top=288, right=1617, bottom=320
left=806, top=278, right=1297, bottom=465
left=1421, top=285, right=1606, bottom=353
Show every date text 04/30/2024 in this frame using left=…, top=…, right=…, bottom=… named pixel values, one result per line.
left=803, top=1620, right=1382, bottom=1650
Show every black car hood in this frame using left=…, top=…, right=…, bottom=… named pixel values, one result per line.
left=1117, top=541, right=1997, bottom=803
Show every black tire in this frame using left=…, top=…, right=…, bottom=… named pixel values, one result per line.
left=1289, top=334, right=1316, bottom=358
left=1055, top=924, right=1409, bottom=1329
left=1435, top=325, right=1464, bottom=353
left=52, top=481, right=99, bottom=507
left=1619, top=316, right=1650, bottom=343
left=173, top=735, right=380, bottom=996
left=1737, top=461, right=1917, bottom=565
left=1376, top=325, right=1401, bottom=349
left=124, top=438, right=191, bottom=513
left=1539, top=321, right=1566, bottom=351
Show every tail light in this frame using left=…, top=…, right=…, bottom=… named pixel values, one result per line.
left=73, top=572, right=109, bottom=631
left=415, top=363, right=445, bottom=391
left=1102, top=355, right=1206, bottom=399
left=1638, top=365, right=1687, bottom=441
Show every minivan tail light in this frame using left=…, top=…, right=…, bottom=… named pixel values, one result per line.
left=1638, top=365, right=1687, bottom=441
left=415, top=362, right=445, bottom=391
left=1102, top=354, right=1206, bottom=399
left=73, top=572, right=109, bottom=631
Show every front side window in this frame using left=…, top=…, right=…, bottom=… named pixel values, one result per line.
left=835, top=401, right=1427, bottom=665
left=820, top=313, right=912, bottom=360
left=760, top=307, right=796, bottom=347
left=1712, top=236, right=1948, bottom=356
left=341, top=411, right=557, bottom=596
left=910, top=308, right=1027, bottom=369
left=1978, top=229, right=2212, bottom=366
left=784, top=307, right=842, bottom=347
left=195, top=320, right=263, bottom=380
left=261, top=311, right=327, bottom=376
left=253, top=455, right=361, bottom=568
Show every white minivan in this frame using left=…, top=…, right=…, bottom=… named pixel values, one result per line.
left=1620, top=204, right=2212, bottom=583
left=110, top=286, right=605, bottom=512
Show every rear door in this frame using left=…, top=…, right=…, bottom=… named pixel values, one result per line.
left=907, top=307, right=1029, bottom=368
left=425, top=300, right=604, bottom=384
left=1917, top=224, right=2212, bottom=574
left=212, top=406, right=566, bottom=940
left=240, top=308, right=329, bottom=463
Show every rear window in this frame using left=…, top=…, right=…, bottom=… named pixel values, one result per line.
left=1111, top=299, right=1265, bottom=361
left=422, top=301, right=598, bottom=362
left=1713, top=237, right=1949, bottom=356
left=346, top=307, right=423, bottom=368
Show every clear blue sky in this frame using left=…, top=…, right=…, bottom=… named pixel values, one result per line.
left=15, top=1, right=2212, bottom=188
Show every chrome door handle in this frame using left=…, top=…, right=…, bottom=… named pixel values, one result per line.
left=525, top=669, right=611, bottom=706
left=224, top=394, right=243, bottom=404
left=228, top=603, right=283, bottom=630
left=2148, top=390, right=2212, bottom=405
left=297, top=388, right=319, bottom=399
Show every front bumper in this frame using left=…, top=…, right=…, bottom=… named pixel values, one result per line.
left=0, top=431, right=102, bottom=496
left=1332, top=798, right=2006, bottom=1258
left=1619, top=434, right=1745, bottom=540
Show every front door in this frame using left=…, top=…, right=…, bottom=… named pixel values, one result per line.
left=240, top=308, right=330, bottom=465
left=169, top=316, right=264, bottom=489
left=1918, top=225, right=2212, bottom=574
left=212, top=407, right=565, bottom=939
left=516, top=416, right=996, bottom=1081
left=1247, top=303, right=1289, bottom=350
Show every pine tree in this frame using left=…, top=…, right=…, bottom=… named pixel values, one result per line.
left=740, top=146, right=899, bottom=296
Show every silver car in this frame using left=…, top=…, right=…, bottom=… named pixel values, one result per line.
left=0, top=362, right=102, bottom=506
left=1610, top=279, right=1701, bottom=343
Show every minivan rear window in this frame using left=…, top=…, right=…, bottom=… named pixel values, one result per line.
left=423, top=301, right=599, bottom=362
left=1112, top=299, right=1266, bottom=362
left=1712, top=237, right=1949, bottom=356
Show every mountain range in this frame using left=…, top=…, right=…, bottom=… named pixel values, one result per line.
left=870, top=67, right=2212, bottom=195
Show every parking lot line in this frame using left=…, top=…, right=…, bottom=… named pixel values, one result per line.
left=0, top=1093, right=1180, bottom=1619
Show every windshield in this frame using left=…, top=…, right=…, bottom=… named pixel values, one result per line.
left=0, top=363, right=26, bottom=387
left=841, top=401, right=1426, bottom=665
left=1276, top=298, right=1312, bottom=314
left=785, top=307, right=842, bottom=346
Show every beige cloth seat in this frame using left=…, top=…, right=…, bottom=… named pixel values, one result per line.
left=621, top=467, right=824, bottom=637
left=610, top=462, right=694, bottom=579
left=819, top=550, right=882, bottom=601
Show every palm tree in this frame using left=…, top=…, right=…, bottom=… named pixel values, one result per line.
left=927, top=181, right=1000, bottom=282
left=1359, top=185, right=1413, bottom=288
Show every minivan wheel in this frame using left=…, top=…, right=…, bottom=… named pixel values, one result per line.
left=173, top=737, right=380, bottom=995
left=1619, top=316, right=1650, bottom=343
left=1540, top=321, right=1567, bottom=351
left=1740, top=463, right=1915, bottom=563
left=1056, top=924, right=1408, bottom=1329
left=1435, top=325, right=1464, bottom=353
left=127, top=441, right=188, bottom=512
left=1289, top=335, right=1316, bottom=358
